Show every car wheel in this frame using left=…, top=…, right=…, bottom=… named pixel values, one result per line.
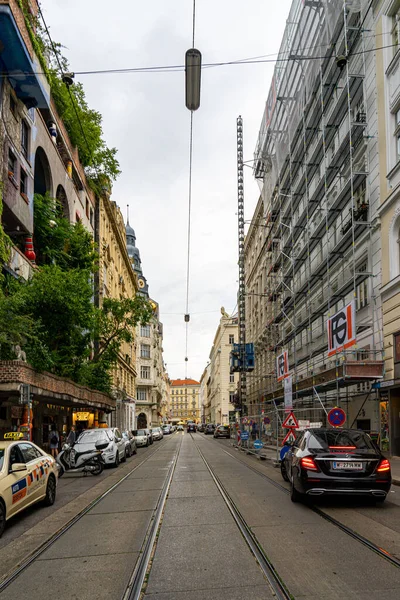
left=113, top=452, right=120, bottom=468
left=133, top=446, right=137, bottom=455
left=44, top=475, right=57, bottom=506
left=122, top=449, right=127, bottom=463
left=280, top=461, right=290, bottom=482
left=290, top=478, right=303, bottom=503
left=0, top=501, right=6, bottom=538
left=146, top=440, right=149, bottom=447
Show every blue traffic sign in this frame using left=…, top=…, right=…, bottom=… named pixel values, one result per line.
left=327, top=407, right=346, bottom=427
left=253, top=439, right=263, bottom=450
left=280, top=445, right=291, bottom=461
left=240, top=431, right=249, bottom=441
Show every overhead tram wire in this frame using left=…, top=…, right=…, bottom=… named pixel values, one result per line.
left=2, top=39, right=397, bottom=79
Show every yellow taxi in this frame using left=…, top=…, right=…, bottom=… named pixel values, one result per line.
left=0, top=433, right=58, bottom=537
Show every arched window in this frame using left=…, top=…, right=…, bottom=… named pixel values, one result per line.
left=56, top=184, right=69, bottom=220
left=34, top=147, right=53, bottom=196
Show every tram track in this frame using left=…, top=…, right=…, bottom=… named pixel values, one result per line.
left=189, top=434, right=292, bottom=600
left=0, top=434, right=180, bottom=596
left=214, top=439, right=400, bottom=570
left=123, top=434, right=183, bottom=600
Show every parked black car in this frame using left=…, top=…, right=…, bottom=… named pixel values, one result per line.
left=197, top=423, right=205, bottom=432
left=204, top=424, right=215, bottom=435
left=280, top=428, right=391, bottom=503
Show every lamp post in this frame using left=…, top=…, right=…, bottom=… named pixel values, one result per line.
left=185, top=49, right=202, bottom=111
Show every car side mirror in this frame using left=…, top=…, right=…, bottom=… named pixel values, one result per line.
left=11, top=463, right=28, bottom=473
left=95, top=440, right=109, bottom=450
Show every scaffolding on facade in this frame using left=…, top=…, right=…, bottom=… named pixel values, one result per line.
left=246, top=0, right=385, bottom=440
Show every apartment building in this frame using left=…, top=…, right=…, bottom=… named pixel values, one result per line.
left=208, top=311, right=239, bottom=425
left=170, top=379, right=200, bottom=424
left=95, top=193, right=138, bottom=431
left=248, top=0, right=385, bottom=444
left=375, top=0, right=400, bottom=455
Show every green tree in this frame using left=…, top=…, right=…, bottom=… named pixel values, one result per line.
left=79, top=297, right=154, bottom=393
left=33, top=193, right=97, bottom=271
left=18, top=265, right=94, bottom=380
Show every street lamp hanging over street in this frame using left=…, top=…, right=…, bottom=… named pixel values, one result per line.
left=185, top=49, right=202, bottom=111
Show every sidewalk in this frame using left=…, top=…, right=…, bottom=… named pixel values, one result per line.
left=233, top=441, right=400, bottom=486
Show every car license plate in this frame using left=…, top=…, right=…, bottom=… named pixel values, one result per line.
left=332, top=462, right=362, bottom=470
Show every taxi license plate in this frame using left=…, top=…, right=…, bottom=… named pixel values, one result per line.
left=333, top=462, right=362, bottom=470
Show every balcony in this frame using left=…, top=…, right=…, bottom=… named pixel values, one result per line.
left=0, top=3, right=50, bottom=109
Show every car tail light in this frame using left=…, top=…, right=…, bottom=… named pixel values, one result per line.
left=300, top=456, right=319, bottom=472
left=376, top=459, right=390, bottom=473
left=329, top=446, right=356, bottom=451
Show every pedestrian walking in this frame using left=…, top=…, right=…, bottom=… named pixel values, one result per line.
left=49, top=423, right=59, bottom=457
left=66, top=426, right=76, bottom=446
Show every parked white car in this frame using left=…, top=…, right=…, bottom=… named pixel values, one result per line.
left=73, top=428, right=125, bottom=468
left=132, top=429, right=150, bottom=447
left=121, top=430, right=137, bottom=458
left=152, top=427, right=164, bottom=441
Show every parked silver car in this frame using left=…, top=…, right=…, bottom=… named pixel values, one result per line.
left=121, top=430, right=137, bottom=457
left=132, top=429, right=150, bottom=447
left=152, top=427, right=164, bottom=441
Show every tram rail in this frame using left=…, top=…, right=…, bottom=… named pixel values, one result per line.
left=213, top=438, right=400, bottom=570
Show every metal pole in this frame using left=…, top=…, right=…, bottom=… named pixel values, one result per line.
left=313, top=386, right=329, bottom=417
left=237, top=116, right=246, bottom=420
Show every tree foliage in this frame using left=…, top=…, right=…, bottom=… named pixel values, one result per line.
left=18, top=1, right=121, bottom=183
left=33, top=193, right=97, bottom=270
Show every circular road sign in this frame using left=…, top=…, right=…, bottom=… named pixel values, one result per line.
left=263, top=416, right=270, bottom=425
left=327, top=407, right=346, bottom=428
left=253, top=439, right=263, bottom=450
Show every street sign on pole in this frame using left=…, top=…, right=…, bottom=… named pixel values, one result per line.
left=327, top=407, right=346, bottom=428
left=283, top=429, right=296, bottom=445
left=240, top=431, right=249, bottom=441
left=253, top=439, right=263, bottom=450
left=284, top=374, right=292, bottom=413
left=282, top=412, right=299, bottom=429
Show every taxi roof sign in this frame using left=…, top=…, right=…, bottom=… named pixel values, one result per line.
left=4, top=432, right=24, bottom=440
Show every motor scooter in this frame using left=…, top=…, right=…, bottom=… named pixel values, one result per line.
left=56, top=439, right=107, bottom=477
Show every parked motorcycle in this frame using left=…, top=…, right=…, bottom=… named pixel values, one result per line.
left=56, top=439, right=107, bottom=477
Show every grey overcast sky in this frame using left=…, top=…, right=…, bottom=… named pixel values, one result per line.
left=44, top=0, right=291, bottom=381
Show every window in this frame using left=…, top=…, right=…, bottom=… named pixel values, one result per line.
left=229, top=392, right=236, bottom=404
left=85, top=198, right=89, bottom=218
left=21, top=120, right=29, bottom=158
left=230, top=374, right=235, bottom=383
left=392, top=9, right=400, bottom=56
left=141, top=344, right=150, bottom=358
left=9, top=445, right=24, bottom=467
left=136, top=388, right=147, bottom=402
left=356, top=263, right=368, bottom=310
left=141, top=325, right=151, bottom=337
left=395, top=109, right=400, bottom=161
left=19, top=443, right=41, bottom=462
left=140, top=366, right=150, bottom=379
left=229, top=334, right=234, bottom=344
left=394, top=332, right=400, bottom=363
left=90, top=208, right=94, bottom=227
left=8, top=149, right=16, bottom=175
left=20, top=167, right=27, bottom=197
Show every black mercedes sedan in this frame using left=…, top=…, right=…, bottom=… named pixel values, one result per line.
left=280, top=428, right=391, bottom=503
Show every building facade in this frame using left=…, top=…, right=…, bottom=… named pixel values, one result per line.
left=126, top=223, right=166, bottom=428
left=95, top=193, right=138, bottom=431
left=248, top=0, right=385, bottom=446
left=200, top=364, right=211, bottom=423
left=376, top=0, right=400, bottom=455
left=207, top=311, right=238, bottom=425
left=170, top=379, right=200, bottom=424
left=0, top=0, right=115, bottom=445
